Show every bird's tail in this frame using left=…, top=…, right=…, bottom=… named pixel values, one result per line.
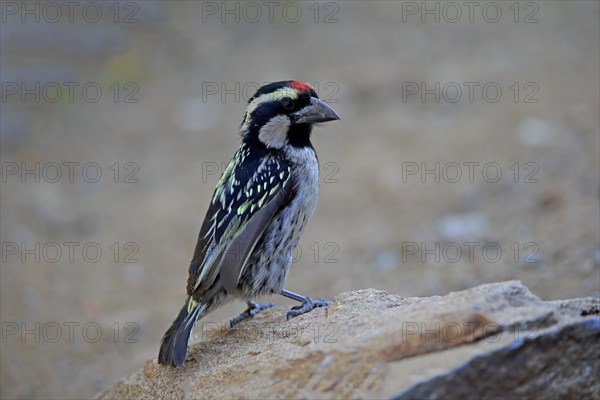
left=158, top=297, right=204, bottom=367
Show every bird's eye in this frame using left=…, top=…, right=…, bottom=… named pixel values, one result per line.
left=281, top=97, right=294, bottom=110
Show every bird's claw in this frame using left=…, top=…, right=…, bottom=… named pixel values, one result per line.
left=286, top=297, right=332, bottom=320
left=230, top=301, right=276, bottom=328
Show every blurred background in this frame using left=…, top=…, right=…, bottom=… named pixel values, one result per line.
left=1, top=1, right=598, bottom=398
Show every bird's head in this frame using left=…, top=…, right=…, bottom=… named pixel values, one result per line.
left=241, top=81, right=340, bottom=150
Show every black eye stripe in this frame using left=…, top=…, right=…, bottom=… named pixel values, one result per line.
left=252, top=101, right=281, bottom=117
left=251, top=99, right=297, bottom=119
left=281, top=97, right=294, bottom=110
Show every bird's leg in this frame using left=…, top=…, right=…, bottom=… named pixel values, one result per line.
left=280, top=289, right=332, bottom=320
left=229, top=300, right=276, bottom=328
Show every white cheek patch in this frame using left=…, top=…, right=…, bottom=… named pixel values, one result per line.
left=258, top=115, right=290, bottom=149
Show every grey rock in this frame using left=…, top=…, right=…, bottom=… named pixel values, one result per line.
left=98, top=281, right=599, bottom=399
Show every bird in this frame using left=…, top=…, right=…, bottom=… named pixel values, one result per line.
left=158, top=80, right=340, bottom=367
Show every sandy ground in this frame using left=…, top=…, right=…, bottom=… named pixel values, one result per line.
left=1, top=1, right=599, bottom=398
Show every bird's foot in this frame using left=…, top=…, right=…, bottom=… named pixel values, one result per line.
left=230, top=301, right=276, bottom=328
left=286, top=297, right=332, bottom=320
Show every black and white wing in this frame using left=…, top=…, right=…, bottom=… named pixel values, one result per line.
left=186, top=144, right=293, bottom=300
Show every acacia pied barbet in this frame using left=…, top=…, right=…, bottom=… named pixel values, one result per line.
left=158, top=81, right=340, bottom=366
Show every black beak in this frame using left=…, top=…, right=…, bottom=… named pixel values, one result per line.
left=291, top=98, right=340, bottom=124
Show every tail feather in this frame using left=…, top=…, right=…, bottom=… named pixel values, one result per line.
left=158, top=299, right=203, bottom=367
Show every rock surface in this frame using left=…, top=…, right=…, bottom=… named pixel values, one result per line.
left=99, top=281, right=599, bottom=399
